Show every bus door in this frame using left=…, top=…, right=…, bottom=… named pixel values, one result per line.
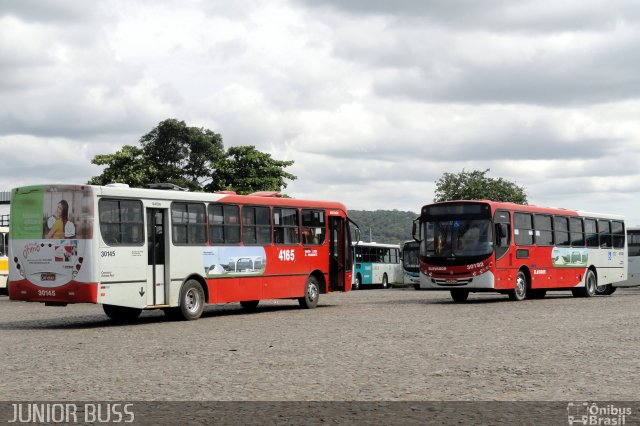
left=329, top=217, right=348, bottom=291
left=146, top=208, right=167, bottom=306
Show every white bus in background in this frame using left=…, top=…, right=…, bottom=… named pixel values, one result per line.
left=352, top=242, right=403, bottom=289
left=603, top=226, right=640, bottom=294
left=0, top=214, right=8, bottom=295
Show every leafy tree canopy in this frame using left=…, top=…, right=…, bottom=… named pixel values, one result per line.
left=434, top=169, right=527, bottom=204
left=208, top=146, right=295, bottom=194
left=88, top=119, right=296, bottom=194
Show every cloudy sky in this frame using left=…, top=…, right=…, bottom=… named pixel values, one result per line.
left=2, top=0, right=640, bottom=224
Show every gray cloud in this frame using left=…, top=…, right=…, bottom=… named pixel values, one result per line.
left=0, top=0, right=106, bottom=23
left=294, top=0, right=640, bottom=32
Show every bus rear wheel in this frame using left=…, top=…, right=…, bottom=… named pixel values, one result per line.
left=103, top=304, right=142, bottom=322
left=299, top=276, right=320, bottom=309
left=508, top=271, right=528, bottom=301
left=595, top=283, right=616, bottom=296
left=177, top=279, right=205, bottom=320
left=573, top=270, right=596, bottom=298
left=450, top=290, right=469, bottom=302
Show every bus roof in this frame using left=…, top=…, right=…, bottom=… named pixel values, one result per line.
left=421, top=200, right=624, bottom=220
left=13, top=184, right=349, bottom=214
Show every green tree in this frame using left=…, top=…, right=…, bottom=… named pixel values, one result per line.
left=208, top=146, right=296, bottom=194
left=88, top=145, right=150, bottom=188
left=88, top=119, right=296, bottom=193
left=434, top=169, right=527, bottom=204
left=89, top=119, right=224, bottom=191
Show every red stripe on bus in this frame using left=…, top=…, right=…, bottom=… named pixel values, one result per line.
left=8, top=279, right=98, bottom=304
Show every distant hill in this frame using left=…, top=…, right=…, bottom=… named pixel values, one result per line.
left=348, top=210, right=419, bottom=246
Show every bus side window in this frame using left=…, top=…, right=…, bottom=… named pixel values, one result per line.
left=494, top=210, right=511, bottom=260
left=496, top=223, right=510, bottom=247
left=598, top=220, right=612, bottom=248
left=612, top=221, right=625, bottom=249
left=585, top=219, right=598, bottom=247
left=301, top=209, right=325, bottom=245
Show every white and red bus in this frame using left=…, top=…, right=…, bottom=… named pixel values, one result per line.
left=413, top=200, right=627, bottom=302
left=8, top=184, right=356, bottom=321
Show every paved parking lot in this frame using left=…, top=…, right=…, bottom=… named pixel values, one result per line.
left=1, top=287, right=639, bottom=402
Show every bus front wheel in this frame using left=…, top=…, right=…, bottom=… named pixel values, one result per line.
left=178, top=280, right=205, bottom=320
left=450, top=290, right=469, bottom=302
left=508, top=271, right=528, bottom=301
left=381, top=273, right=389, bottom=289
left=103, top=304, right=142, bottom=322
left=353, top=274, right=361, bottom=290
left=299, top=276, right=320, bottom=309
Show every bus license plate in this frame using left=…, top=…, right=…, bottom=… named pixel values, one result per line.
left=445, top=278, right=457, bottom=284
left=41, top=273, right=56, bottom=281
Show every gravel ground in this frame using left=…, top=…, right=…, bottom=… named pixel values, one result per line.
left=1, top=287, right=639, bottom=402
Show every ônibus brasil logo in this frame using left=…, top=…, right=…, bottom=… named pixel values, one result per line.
left=567, top=402, right=632, bottom=425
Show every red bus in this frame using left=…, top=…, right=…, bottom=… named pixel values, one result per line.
left=9, top=184, right=357, bottom=321
left=413, top=200, right=627, bottom=302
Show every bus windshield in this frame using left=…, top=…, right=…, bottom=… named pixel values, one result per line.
left=424, top=218, right=493, bottom=257
left=402, top=241, right=419, bottom=271
left=629, top=230, right=640, bottom=257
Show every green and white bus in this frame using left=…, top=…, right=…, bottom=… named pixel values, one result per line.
left=352, top=242, right=402, bottom=289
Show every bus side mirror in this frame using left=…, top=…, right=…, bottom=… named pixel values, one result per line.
left=412, top=222, right=417, bottom=239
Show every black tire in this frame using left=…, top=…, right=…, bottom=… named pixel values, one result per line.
left=572, top=269, right=596, bottom=298
left=528, top=289, right=547, bottom=299
left=414, top=284, right=421, bottom=291
left=299, top=276, right=320, bottom=309
left=450, top=290, right=469, bottom=302
left=381, top=273, right=389, bottom=289
left=177, top=279, right=205, bottom=320
left=240, top=300, right=259, bottom=310
left=595, top=283, right=616, bottom=296
left=103, top=304, right=142, bottom=322
left=508, top=270, right=528, bottom=301
left=353, top=274, right=361, bottom=290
